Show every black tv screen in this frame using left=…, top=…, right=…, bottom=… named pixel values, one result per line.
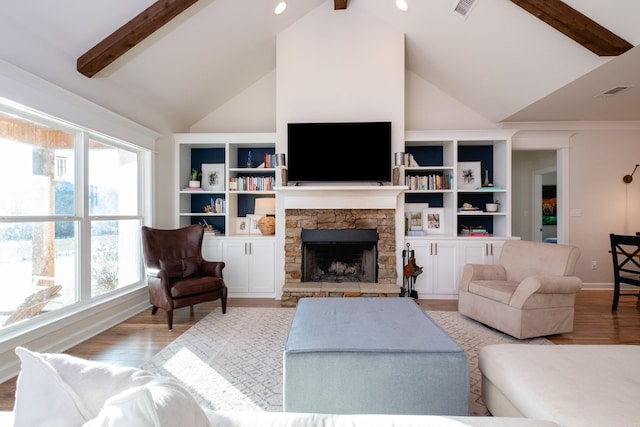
left=287, top=121, right=392, bottom=184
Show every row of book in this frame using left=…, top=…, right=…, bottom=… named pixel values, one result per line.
left=405, top=174, right=453, bottom=191
left=229, top=176, right=274, bottom=191
left=263, top=153, right=277, bottom=168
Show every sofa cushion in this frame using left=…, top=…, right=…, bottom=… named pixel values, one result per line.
left=13, top=347, right=210, bottom=427
left=468, top=280, right=517, bottom=304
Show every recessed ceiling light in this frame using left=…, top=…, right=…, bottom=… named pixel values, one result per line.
left=274, top=1, right=287, bottom=15
left=396, top=0, right=408, bottom=11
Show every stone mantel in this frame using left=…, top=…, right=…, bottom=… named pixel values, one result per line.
left=275, top=185, right=407, bottom=210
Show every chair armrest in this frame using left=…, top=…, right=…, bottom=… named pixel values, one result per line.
left=459, top=264, right=506, bottom=292
left=146, top=267, right=161, bottom=278
left=509, top=275, right=583, bottom=308
left=201, top=260, right=225, bottom=277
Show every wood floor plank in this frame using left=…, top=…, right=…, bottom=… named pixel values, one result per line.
left=0, top=291, right=638, bottom=411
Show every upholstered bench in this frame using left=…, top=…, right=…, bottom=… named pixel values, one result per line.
left=479, top=344, right=640, bottom=426
left=283, top=297, right=469, bottom=415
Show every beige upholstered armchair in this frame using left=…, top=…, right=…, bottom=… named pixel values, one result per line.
left=458, top=239, right=582, bottom=339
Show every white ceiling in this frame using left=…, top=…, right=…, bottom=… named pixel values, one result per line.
left=0, top=0, right=638, bottom=133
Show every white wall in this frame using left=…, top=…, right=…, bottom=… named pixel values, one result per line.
left=568, top=129, right=640, bottom=284
left=275, top=5, right=405, bottom=153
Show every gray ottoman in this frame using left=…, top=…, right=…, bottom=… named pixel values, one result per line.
left=283, top=298, right=469, bottom=415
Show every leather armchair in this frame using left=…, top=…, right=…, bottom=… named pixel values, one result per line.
left=458, top=239, right=582, bottom=339
left=141, top=224, right=227, bottom=329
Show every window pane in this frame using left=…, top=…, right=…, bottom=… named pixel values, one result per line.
left=0, top=112, right=75, bottom=216
left=91, top=219, right=142, bottom=297
left=89, top=140, right=138, bottom=216
left=0, top=221, right=78, bottom=327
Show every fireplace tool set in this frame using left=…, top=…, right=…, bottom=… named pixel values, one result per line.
left=401, top=242, right=422, bottom=298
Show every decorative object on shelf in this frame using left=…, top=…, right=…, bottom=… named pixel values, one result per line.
left=457, top=161, right=481, bottom=189
left=235, top=217, right=249, bottom=234
left=461, top=225, right=489, bottom=236
left=213, top=198, right=225, bottom=213
left=405, top=203, right=428, bottom=233
left=189, top=168, right=201, bottom=188
left=204, top=205, right=212, bottom=213
left=199, top=219, right=213, bottom=232
left=275, top=153, right=288, bottom=186
left=248, top=214, right=262, bottom=234
left=246, top=150, right=253, bottom=168
left=202, top=163, right=225, bottom=191
left=482, top=170, right=492, bottom=187
left=393, top=151, right=405, bottom=185
left=486, top=200, right=499, bottom=212
left=423, top=208, right=445, bottom=234
left=254, top=198, right=276, bottom=235
left=459, top=203, right=480, bottom=212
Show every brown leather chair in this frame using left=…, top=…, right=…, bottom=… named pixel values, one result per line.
left=140, top=224, right=227, bottom=329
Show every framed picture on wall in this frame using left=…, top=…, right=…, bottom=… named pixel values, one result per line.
left=423, top=208, right=445, bottom=234
left=542, top=185, right=557, bottom=225
left=457, top=161, right=481, bottom=189
left=202, top=163, right=225, bottom=191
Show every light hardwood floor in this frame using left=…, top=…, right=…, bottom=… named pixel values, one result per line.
left=1, top=290, right=638, bottom=411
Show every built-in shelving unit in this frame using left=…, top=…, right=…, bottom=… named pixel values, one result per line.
left=174, top=133, right=276, bottom=236
left=402, top=130, right=517, bottom=298
left=403, top=131, right=514, bottom=238
left=174, top=133, right=278, bottom=298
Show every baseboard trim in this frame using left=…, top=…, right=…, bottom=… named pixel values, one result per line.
left=0, top=288, right=149, bottom=383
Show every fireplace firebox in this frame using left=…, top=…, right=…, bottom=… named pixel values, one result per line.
left=301, top=228, right=379, bottom=283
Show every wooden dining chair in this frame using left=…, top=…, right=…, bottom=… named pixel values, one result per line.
left=609, top=233, right=640, bottom=311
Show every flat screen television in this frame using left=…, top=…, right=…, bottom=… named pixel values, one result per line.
left=287, top=121, right=392, bottom=184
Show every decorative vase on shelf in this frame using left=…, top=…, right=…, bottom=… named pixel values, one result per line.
left=246, top=151, right=253, bottom=168
left=188, top=180, right=200, bottom=188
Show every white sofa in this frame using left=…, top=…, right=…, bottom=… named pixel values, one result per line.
left=479, top=344, right=640, bottom=427
left=4, top=347, right=561, bottom=427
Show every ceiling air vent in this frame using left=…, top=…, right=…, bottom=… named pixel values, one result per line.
left=453, top=0, right=478, bottom=19
left=597, top=85, right=634, bottom=97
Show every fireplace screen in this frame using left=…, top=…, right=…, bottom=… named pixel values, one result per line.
left=301, top=229, right=379, bottom=283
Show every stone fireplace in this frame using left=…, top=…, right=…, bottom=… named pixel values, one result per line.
left=281, top=207, right=400, bottom=306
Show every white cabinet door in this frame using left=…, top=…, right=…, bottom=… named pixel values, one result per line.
left=404, top=239, right=458, bottom=297
left=221, top=238, right=275, bottom=295
left=201, top=235, right=223, bottom=261
left=430, top=240, right=458, bottom=295
left=222, top=240, right=250, bottom=293
left=247, top=239, right=275, bottom=293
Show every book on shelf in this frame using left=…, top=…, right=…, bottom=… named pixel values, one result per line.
left=228, top=176, right=274, bottom=191
left=405, top=173, right=452, bottom=191
left=183, top=186, right=203, bottom=191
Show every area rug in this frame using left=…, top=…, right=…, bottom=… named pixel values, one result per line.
left=142, top=306, right=552, bottom=416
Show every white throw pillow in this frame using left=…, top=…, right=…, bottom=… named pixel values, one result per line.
left=14, top=347, right=210, bottom=427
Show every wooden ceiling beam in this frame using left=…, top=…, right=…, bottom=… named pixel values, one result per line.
left=510, top=0, right=633, bottom=56
left=77, top=0, right=198, bottom=78
left=334, top=0, right=348, bottom=10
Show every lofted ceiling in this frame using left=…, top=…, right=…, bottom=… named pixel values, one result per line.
left=0, top=0, right=638, bottom=134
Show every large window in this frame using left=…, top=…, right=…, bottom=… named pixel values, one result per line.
left=0, top=104, right=146, bottom=329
